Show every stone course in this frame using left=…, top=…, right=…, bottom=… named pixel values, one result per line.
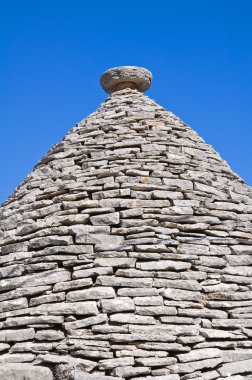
left=1, top=66, right=252, bottom=379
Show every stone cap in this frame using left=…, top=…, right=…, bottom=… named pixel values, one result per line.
left=100, top=66, right=152, bottom=94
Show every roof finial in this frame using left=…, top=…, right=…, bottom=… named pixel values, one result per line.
left=100, top=66, right=152, bottom=94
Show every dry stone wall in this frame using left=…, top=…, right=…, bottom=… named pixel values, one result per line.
left=1, top=87, right=252, bottom=379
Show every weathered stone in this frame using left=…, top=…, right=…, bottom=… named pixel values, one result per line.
left=1, top=66, right=252, bottom=379
left=65, top=314, right=107, bottom=330
left=0, top=298, right=28, bottom=313
left=136, top=306, right=177, bottom=316
left=101, top=297, right=135, bottom=313
left=0, top=364, right=53, bottom=380
left=110, top=313, right=155, bottom=324
left=3, top=315, right=63, bottom=327
left=40, top=353, right=97, bottom=371
left=218, top=359, right=252, bottom=376
left=135, top=357, right=177, bottom=367
left=96, top=276, right=153, bottom=287
left=30, top=301, right=98, bottom=315
left=0, top=265, right=25, bottom=279
left=0, top=328, right=35, bottom=342
left=94, top=257, right=136, bottom=268
left=35, top=329, right=64, bottom=341
left=0, top=269, right=71, bottom=291
left=30, top=292, right=65, bottom=306
left=112, top=365, right=150, bottom=378
left=53, top=278, right=93, bottom=292
left=172, top=357, right=223, bottom=374
left=99, top=356, right=134, bottom=370
left=161, top=288, right=202, bottom=302
left=73, top=372, right=123, bottom=380
left=66, top=287, right=115, bottom=302
left=177, top=348, right=222, bottom=363
left=136, top=260, right=191, bottom=271
left=134, top=296, right=163, bottom=306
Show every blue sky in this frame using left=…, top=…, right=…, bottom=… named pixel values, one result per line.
left=0, top=0, right=251, bottom=204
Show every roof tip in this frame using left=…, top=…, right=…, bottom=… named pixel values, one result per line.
left=100, top=66, right=152, bottom=94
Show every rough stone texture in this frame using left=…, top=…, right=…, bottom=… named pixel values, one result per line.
left=0, top=363, right=53, bottom=380
left=1, top=66, right=252, bottom=379
left=100, top=66, right=152, bottom=93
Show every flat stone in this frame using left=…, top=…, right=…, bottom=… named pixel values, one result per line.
left=3, top=316, right=63, bottom=327
left=0, top=298, right=28, bottom=313
left=161, top=288, right=202, bottom=302
left=136, top=260, right=191, bottom=271
left=66, top=287, right=115, bottom=302
left=136, top=306, right=177, bottom=316
left=65, top=314, right=107, bottom=330
left=28, top=235, right=73, bottom=249
left=53, top=278, right=93, bottom=292
left=0, top=328, right=35, bottom=342
left=35, top=329, right=64, bottom=341
left=30, top=292, right=65, bottom=306
left=90, top=212, right=120, bottom=225
left=96, top=276, right=153, bottom=288
left=0, top=364, right=53, bottom=380
left=177, top=348, right=222, bottom=363
left=0, top=269, right=71, bottom=291
left=172, top=357, right=223, bottom=374
left=94, top=257, right=136, bottom=268
left=112, top=365, right=150, bottom=378
left=134, top=296, right=164, bottom=306
left=99, top=356, right=134, bottom=370
left=30, top=301, right=98, bottom=315
left=218, top=359, right=252, bottom=376
left=135, top=357, right=177, bottom=367
left=101, top=297, right=135, bottom=313
left=74, top=372, right=123, bottom=380
left=110, top=313, right=155, bottom=324
left=0, top=265, right=25, bottom=279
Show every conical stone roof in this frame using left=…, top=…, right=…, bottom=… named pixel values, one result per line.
left=1, top=66, right=252, bottom=380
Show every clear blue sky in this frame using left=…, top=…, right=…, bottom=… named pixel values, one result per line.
left=0, top=0, right=251, bottom=204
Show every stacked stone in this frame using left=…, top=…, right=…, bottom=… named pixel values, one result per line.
left=1, top=66, right=252, bottom=379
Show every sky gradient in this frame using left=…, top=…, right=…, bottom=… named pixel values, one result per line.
left=0, top=0, right=252, bottom=204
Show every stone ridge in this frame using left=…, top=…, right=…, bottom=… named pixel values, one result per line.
left=1, top=88, right=252, bottom=379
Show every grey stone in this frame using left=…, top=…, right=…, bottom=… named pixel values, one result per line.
left=100, top=66, right=152, bottom=93
left=99, top=356, right=134, bottom=370
left=110, top=313, right=155, bottom=324
left=0, top=364, right=53, bottom=380
left=101, top=297, right=135, bottom=313
left=112, top=365, right=150, bottom=378
left=177, top=348, right=222, bottom=363
left=96, top=276, right=153, bottom=288
left=90, top=212, right=119, bottom=225
left=66, top=286, right=115, bottom=302
left=172, top=357, right=223, bottom=374
left=35, top=329, right=64, bottom=341
left=65, top=314, right=107, bottom=330
left=0, top=269, right=71, bottom=291
left=135, top=357, right=177, bottom=367
left=0, top=328, right=35, bottom=342
left=94, top=257, right=136, bottom=268
left=136, top=260, right=191, bottom=271
left=3, top=316, right=63, bottom=327
left=161, top=288, right=202, bottom=302
left=31, top=301, right=98, bottom=315
left=218, top=359, right=252, bottom=376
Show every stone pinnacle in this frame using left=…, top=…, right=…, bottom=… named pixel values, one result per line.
left=100, top=66, right=152, bottom=94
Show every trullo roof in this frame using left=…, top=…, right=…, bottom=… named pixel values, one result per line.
left=1, top=66, right=252, bottom=380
